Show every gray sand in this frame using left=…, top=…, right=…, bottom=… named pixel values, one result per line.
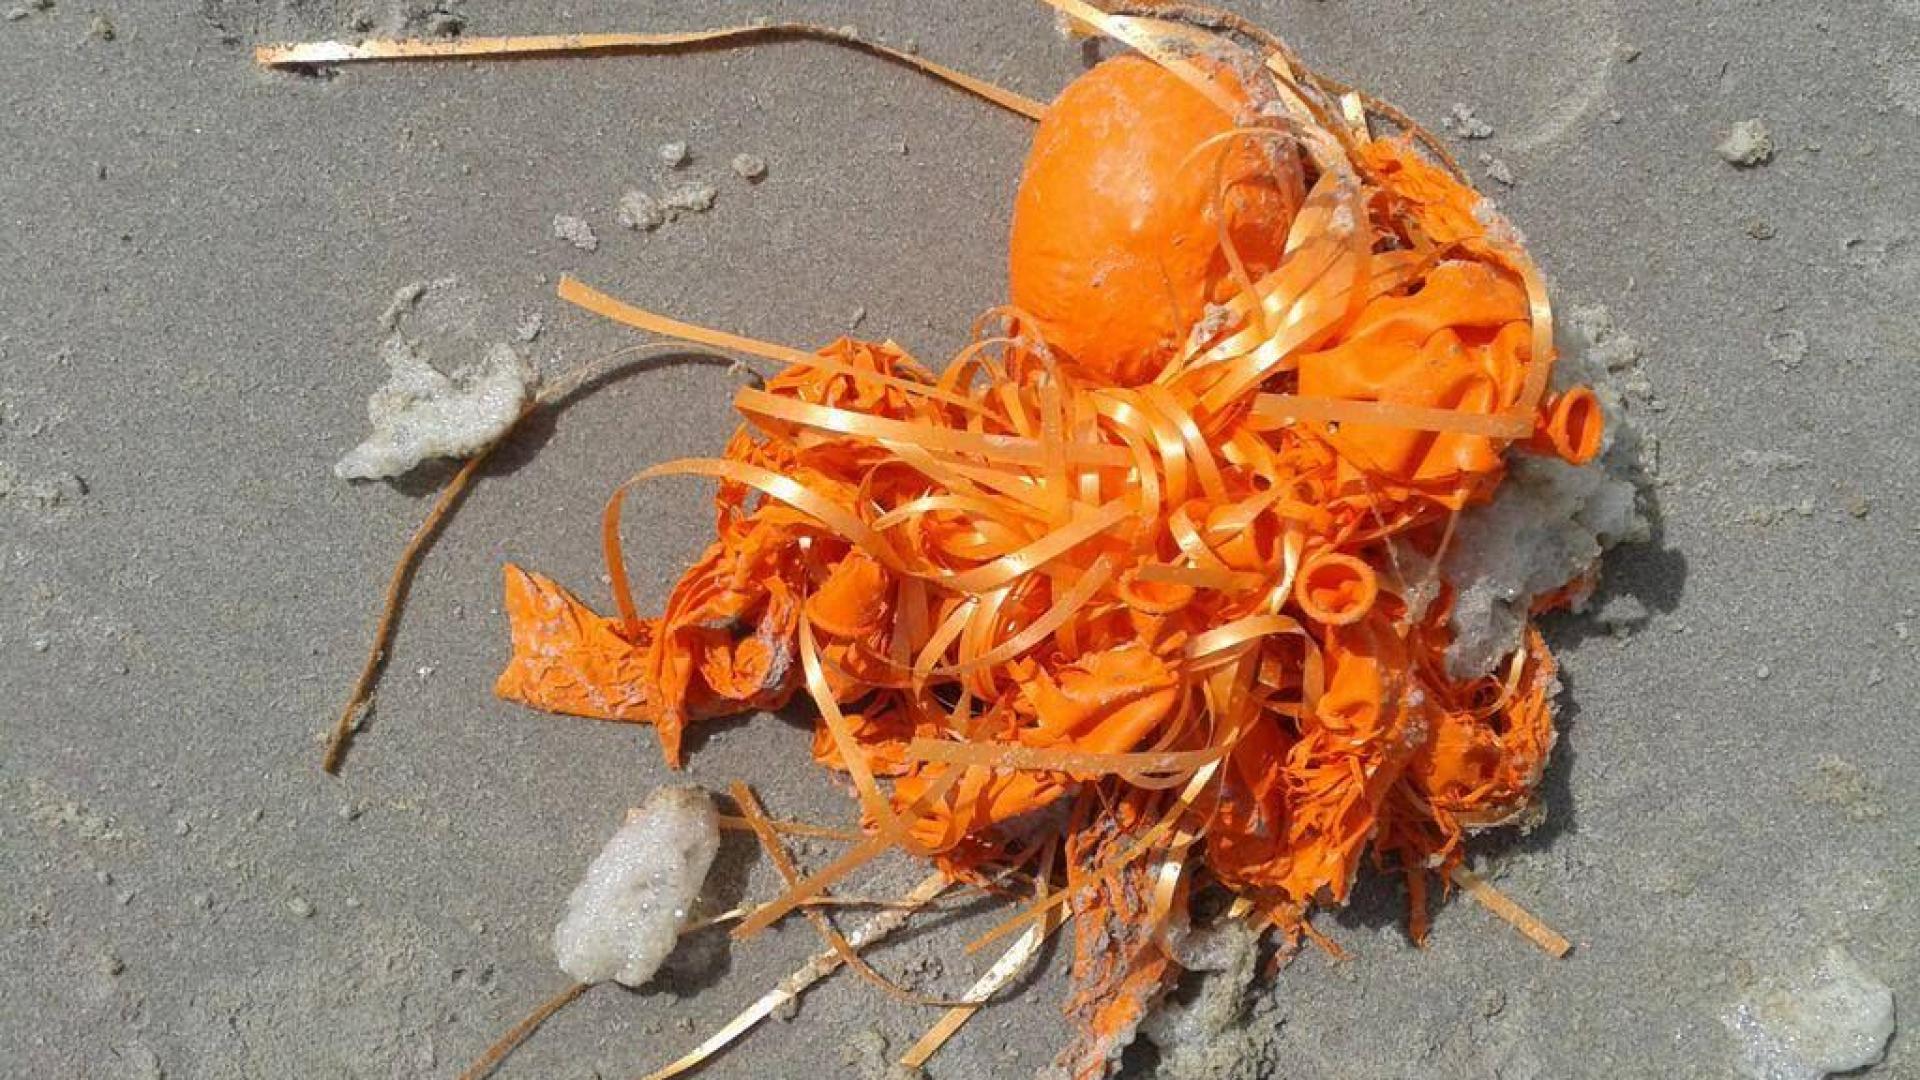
left=3, top=1, right=1916, bottom=1077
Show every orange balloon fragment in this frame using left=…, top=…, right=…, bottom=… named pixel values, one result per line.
left=1524, top=386, right=1605, bottom=465
left=1008, top=53, right=1301, bottom=386
left=1293, top=550, right=1378, bottom=626
left=495, top=564, right=653, bottom=725
left=1295, top=259, right=1531, bottom=487
left=487, top=7, right=1612, bottom=1077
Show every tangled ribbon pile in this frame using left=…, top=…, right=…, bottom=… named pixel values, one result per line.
left=483, top=5, right=1605, bottom=1071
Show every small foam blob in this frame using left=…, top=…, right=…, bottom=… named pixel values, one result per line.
left=661, top=181, right=718, bottom=217
left=551, top=786, right=720, bottom=988
left=1140, top=919, right=1272, bottom=1080
left=1442, top=305, right=1651, bottom=675
left=1727, top=947, right=1896, bottom=1080
left=552, top=213, right=599, bottom=251
left=1718, top=119, right=1775, bottom=166
left=1444, top=102, right=1495, bottom=139
left=617, top=189, right=665, bottom=231
left=334, top=338, right=536, bottom=481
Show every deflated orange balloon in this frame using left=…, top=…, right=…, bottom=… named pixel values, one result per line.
left=1008, top=53, right=1299, bottom=386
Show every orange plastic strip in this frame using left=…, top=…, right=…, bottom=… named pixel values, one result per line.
left=560, top=276, right=819, bottom=366
left=642, top=872, right=950, bottom=1080
left=1249, top=393, right=1532, bottom=439
left=800, top=619, right=902, bottom=837
left=897, top=859, right=1066, bottom=1070
left=732, top=766, right=964, bottom=939
left=873, top=494, right=1038, bottom=533
left=912, top=598, right=980, bottom=685
left=1449, top=865, right=1572, bottom=958
left=901, top=738, right=1221, bottom=778
left=730, top=782, right=971, bottom=1007
left=943, top=502, right=1130, bottom=595
left=1185, top=613, right=1309, bottom=665
left=1497, top=246, right=1559, bottom=414
left=560, top=278, right=992, bottom=413
left=736, top=387, right=1130, bottom=470
left=256, top=26, right=1047, bottom=120
left=1038, top=0, right=1240, bottom=116
left=1132, top=564, right=1263, bottom=592
left=1141, top=384, right=1225, bottom=502
left=939, top=556, right=1114, bottom=677
left=715, top=814, right=864, bottom=844
left=963, top=754, right=1227, bottom=955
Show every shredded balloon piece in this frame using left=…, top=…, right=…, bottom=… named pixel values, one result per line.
left=288, top=3, right=1614, bottom=1076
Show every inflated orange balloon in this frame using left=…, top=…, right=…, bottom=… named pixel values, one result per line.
left=1008, top=53, right=1299, bottom=385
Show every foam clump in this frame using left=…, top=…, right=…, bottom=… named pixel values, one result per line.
left=334, top=337, right=536, bottom=481
left=1718, top=119, right=1775, bottom=166
left=1443, top=304, right=1651, bottom=676
left=1726, top=946, right=1896, bottom=1080
left=1140, top=918, right=1276, bottom=1080
left=551, top=786, right=720, bottom=987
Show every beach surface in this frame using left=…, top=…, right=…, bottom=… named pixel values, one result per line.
left=2, top=1, right=1915, bottom=1076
